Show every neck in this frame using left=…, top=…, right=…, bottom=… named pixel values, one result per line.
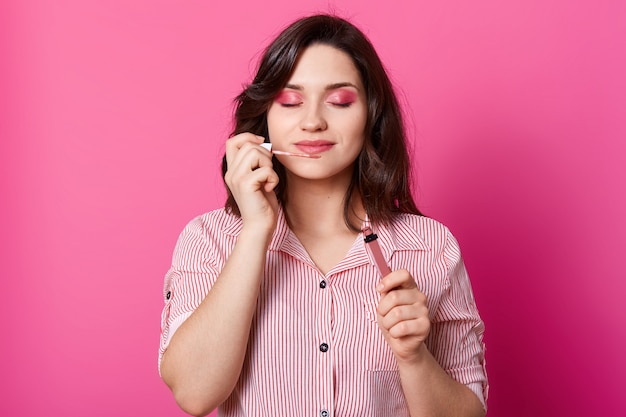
left=283, top=175, right=364, bottom=237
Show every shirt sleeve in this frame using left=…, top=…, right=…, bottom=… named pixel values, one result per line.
left=427, top=229, right=488, bottom=408
left=158, top=215, right=221, bottom=374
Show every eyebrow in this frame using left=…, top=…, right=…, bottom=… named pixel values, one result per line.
left=284, top=82, right=361, bottom=91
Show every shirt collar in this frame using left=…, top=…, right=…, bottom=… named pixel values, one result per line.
left=268, top=205, right=294, bottom=252
left=222, top=207, right=430, bottom=268
left=221, top=205, right=292, bottom=249
left=363, top=214, right=431, bottom=266
left=267, top=206, right=322, bottom=268
left=220, top=205, right=311, bottom=263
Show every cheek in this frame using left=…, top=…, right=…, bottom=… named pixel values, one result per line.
left=347, top=106, right=368, bottom=137
left=266, top=105, right=294, bottom=143
left=267, top=103, right=295, bottom=126
left=266, top=105, right=284, bottom=131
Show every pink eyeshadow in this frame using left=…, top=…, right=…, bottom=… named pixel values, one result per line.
left=275, top=90, right=302, bottom=105
left=327, top=89, right=357, bottom=104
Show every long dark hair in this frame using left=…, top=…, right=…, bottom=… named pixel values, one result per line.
left=222, top=14, right=422, bottom=228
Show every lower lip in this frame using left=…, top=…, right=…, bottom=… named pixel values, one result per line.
left=295, top=144, right=334, bottom=154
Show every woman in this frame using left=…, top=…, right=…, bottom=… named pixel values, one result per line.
left=159, top=14, right=487, bottom=417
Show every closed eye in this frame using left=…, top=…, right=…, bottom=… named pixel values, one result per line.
left=280, top=102, right=302, bottom=108
left=326, top=89, right=357, bottom=108
left=275, top=90, right=303, bottom=107
left=328, top=101, right=353, bottom=108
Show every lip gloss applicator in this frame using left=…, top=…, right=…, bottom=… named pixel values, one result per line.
left=261, top=142, right=321, bottom=159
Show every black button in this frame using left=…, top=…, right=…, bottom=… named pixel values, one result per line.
left=320, top=410, right=329, bottom=417
left=319, top=343, right=329, bottom=352
left=166, top=291, right=171, bottom=300
left=320, top=280, right=327, bottom=289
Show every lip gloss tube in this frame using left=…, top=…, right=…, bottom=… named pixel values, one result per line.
left=362, top=226, right=391, bottom=277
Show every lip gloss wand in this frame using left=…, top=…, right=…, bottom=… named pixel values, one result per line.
left=261, top=142, right=321, bottom=159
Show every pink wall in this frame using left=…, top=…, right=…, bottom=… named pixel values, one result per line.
left=2, top=1, right=624, bottom=416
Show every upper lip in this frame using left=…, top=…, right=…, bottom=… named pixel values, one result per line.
left=294, top=140, right=335, bottom=146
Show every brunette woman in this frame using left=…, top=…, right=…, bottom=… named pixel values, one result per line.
left=159, top=14, right=487, bottom=417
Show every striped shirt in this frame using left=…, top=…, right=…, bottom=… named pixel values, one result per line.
left=159, top=207, right=488, bottom=416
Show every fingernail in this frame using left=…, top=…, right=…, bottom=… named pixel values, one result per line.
left=376, top=282, right=384, bottom=292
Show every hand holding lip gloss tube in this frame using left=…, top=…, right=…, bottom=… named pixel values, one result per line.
left=260, top=142, right=321, bottom=159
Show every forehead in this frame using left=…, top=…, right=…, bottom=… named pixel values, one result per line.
left=287, top=44, right=363, bottom=88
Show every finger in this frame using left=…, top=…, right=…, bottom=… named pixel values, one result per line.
left=378, top=304, right=416, bottom=330
left=386, top=316, right=430, bottom=340
left=376, top=269, right=417, bottom=294
left=229, top=166, right=278, bottom=195
left=230, top=167, right=279, bottom=222
left=378, top=304, right=429, bottom=332
left=377, top=288, right=427, bottom=317
left=262, top=171, right=280, bottom=193
left=225, top=133, right=265, bottom=167
left=225, top=143, right=274, bottom=186
left=226, top=132, right=265, bottom=151
left=248, top=166, right=279, bottom=193
left=227, top=142, right=264, bottom=174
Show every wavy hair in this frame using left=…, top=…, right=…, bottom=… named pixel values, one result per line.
left=222, top=14, right=422, bottom=229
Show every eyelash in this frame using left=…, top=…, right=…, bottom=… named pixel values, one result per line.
left=279, top=101, right=353, bottom=108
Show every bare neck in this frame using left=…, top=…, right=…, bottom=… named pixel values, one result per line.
left=283, top=175, right=365, bottom=274
left=283, top=176, right=364, bottom=238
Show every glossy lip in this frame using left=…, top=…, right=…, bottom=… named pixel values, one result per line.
left=294, top=140, right=335, bottom=155
left=271, top=149, right=321, bottom=159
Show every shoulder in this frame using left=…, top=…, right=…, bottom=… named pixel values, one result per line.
left=389, top=213, right=456, bottom=252
left=393, top=213, right=451, bottom=234
left=390, top=214, right=469, bottom=281
left=180, top=207, right=242, bottom=239
left=171, top=208, right=241, bottom=263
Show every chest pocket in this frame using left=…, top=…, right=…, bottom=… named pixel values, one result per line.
left=360, top=297, right=398, bottom=371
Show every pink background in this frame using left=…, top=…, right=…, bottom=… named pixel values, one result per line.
left=2, top=1, right=624, bottom=416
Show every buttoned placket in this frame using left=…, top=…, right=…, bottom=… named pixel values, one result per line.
left=316, top=270, right=334, bottom=417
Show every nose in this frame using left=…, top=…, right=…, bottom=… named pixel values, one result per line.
left=299, top=103, right=327, bottom=131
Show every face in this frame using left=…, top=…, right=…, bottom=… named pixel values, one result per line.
left=266, top=43, right=368, bottom=184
